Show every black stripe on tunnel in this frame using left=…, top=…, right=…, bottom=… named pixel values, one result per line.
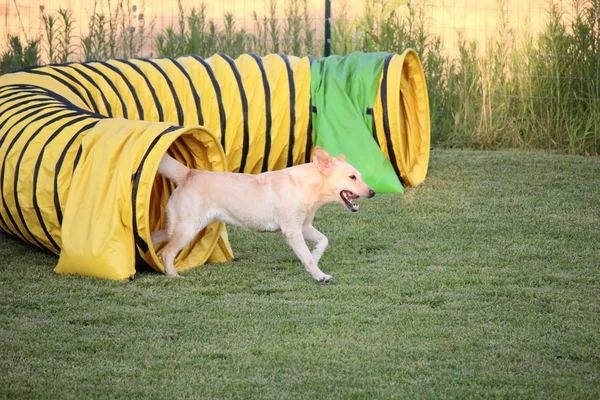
left=0, top=87, right=46, bottom=100
left=23, top=70, right=90, bottom=110
left=135, top=58, right=184, bottom=126
left=73, top=145, right=83, bottom=173
left=49, top=67, right=100, bottom=114
left=381, top=53, right=405, bottom=187
left=130, top=125, right=180, bottom=256
left=2, top=84, right=101, bottom=117
left=62, top=66, right=113, bottom=117
left=0, top=102, right=64, bottom=232
left=96, top=61, right=145, bottom=120
left=0, top=84, right=43, bottom=93
left=218, top=53, right=249, bottom=172
left=0, top=92, right=105, bottom=123
left=366, top=108, right=380, bottom=147
left=0, top=85, right=106, bottom=121
left=277, top=53, right=297, bottom=167
left=248, top=53, right=272, bottom=173
left=305, top=55, right=315, bottom=164
left=0, top=108, right=75, bottom=247
left=159, top=56, right=203, bottom=125
left=186, top=55, right=226, bottom=149
left=113, top=59, right=164, bottom=122
left=0, top=102, right=70, bottom=168
left=0, top=90, right=46, bottom=108
left=0, top=92, right=60, bottom=111
left=76, top=63, right=129, bottom=118
left=53, top=121, right=100, bottom=225
left=12, top=111, right=83, bottom=251
left=0, top=103, right=62, bottom=150
left=0, top=90, right=62, bottom=156
left=31, top=115, right=96, bottom=252
left=0, top=209, right=7, bottom=233
left=0, top=90, right=47, bottom=231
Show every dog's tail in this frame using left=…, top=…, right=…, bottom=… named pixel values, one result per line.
left=151, top=229, right=168, bottom=245
left=157, top=155, right=190, bottom=186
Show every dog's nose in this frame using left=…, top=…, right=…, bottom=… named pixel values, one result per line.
left=368, top=189, right=376, bottom=198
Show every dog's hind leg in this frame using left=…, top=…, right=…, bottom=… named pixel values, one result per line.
left=160, top=222, right=199, bottom=277
left=151, top=229, right=168, bottom=245
left=302, top=225, right=328, bottom=265
left=283, top=228, right=332, bottom=283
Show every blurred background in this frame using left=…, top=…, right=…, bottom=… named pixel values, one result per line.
left=1, top=0, right=598, bottom=154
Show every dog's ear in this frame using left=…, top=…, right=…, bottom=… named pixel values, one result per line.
left=336, top=154, right=346, bottom=162
left=314, top=146, right=334, bottom=174
left=314, top=146, right=329, bottom=157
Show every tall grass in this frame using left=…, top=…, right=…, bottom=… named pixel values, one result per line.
left=0, top=35, right=40, bottom=74
left=81, top=0, right=150, bottom=60
left=40, top=6, right=76, bottom=64
left=155, top=1, right=247, bottom=58
left=444, top=0, right=599, bottom=154
left=327, top=0, right=598, bottom=154
left=0, top=1, right=40, bottom=73
left=1, top=0, right=598, bottom=154
left=301, top=0, right=315, bottom=56
left=155, top=0, right=317, bottom=59
left=283, top=0, right=302, bottom=55
left=267, top=0, right=280, bottom=54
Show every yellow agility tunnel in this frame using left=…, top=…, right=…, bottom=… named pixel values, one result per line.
left=0, top=50, right=430, bottom=279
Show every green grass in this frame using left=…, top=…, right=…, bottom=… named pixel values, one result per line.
left=1, top=149, right=599, bottom=399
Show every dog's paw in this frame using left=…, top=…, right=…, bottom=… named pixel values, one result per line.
left=318, top=274, right=333, bottom=284
left=165, top=271, right=181, bottom=278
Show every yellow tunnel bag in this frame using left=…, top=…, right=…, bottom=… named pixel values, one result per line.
left=0, top=78, right=232, bottom=280
left=55, top=120, right=232, bottom=280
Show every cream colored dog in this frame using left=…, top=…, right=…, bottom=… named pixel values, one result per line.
left=151, top=147, right=375, bottom=282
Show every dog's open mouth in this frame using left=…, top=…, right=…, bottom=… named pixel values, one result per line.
left=340, top=190, right=360, bottom=212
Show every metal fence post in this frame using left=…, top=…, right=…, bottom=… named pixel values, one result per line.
left=325, top=0, right=331, bottom=56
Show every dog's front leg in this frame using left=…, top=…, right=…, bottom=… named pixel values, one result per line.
left=283, top=229, right=332, bottom=283
left=302, top=225, right=328, bottom=265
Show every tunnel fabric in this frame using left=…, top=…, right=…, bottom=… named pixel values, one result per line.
left=309, top=52, right=404, bottom=194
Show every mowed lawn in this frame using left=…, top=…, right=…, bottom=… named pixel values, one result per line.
left=1, top=149, right=598, bottom=399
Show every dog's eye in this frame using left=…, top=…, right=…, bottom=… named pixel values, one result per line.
left=349, top=175, right=356, bottom=181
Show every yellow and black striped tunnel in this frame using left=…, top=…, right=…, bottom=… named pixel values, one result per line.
left=0, top=51, right=429, bottom=279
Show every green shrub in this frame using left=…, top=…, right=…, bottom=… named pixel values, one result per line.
left=0, top=35, right=40, bottom=74
left=41, top=7, right=76, bottom=63
left=81, top=0, right=150, bottom=61
left=443, top=0, right=599, bottom=154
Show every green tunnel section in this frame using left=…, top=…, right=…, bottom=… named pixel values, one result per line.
left=0, top=51, right=430, bottom=280
left=311, top=52, right=404, bottom=194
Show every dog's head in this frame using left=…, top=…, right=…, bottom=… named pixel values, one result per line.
left=313, top=146, right=375, bottom=212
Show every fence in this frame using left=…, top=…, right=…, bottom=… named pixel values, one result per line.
left=1, top=0, right=575, bottom=59
left=1, top=0, right=597, bottom=154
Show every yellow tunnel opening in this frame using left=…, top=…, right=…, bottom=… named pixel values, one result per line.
left=398, top=49, right=430, bottom=187
left=139, top=126, right=233, bottom=275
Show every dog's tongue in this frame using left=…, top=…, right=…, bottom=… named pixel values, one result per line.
left=347, top=192, right=359, bottom=200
